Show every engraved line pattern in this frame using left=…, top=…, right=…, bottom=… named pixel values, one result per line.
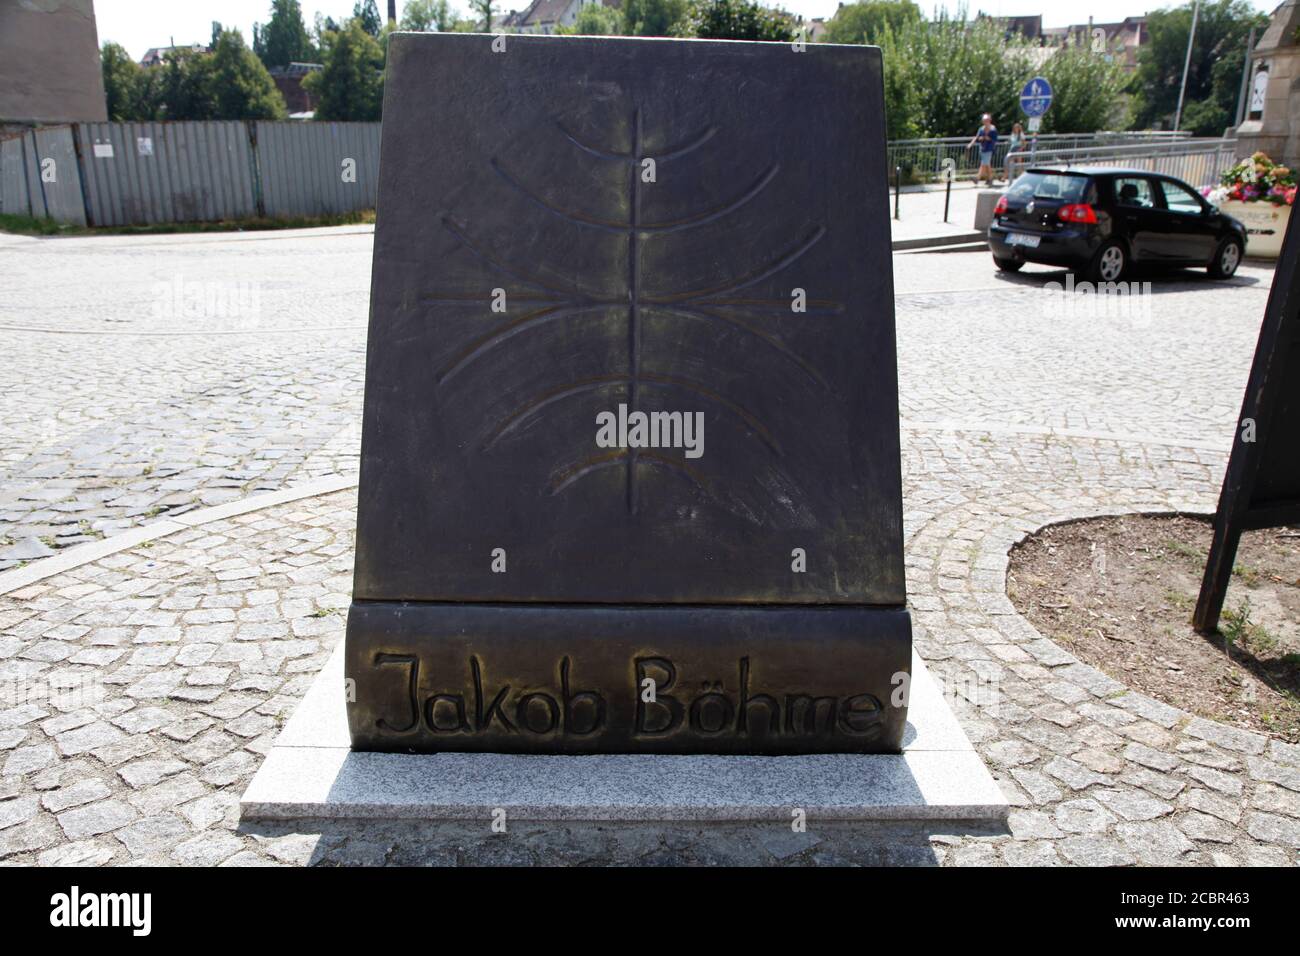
left=481, top=374, right=783, bottom=455
left=490, top=157, right=782, bottom=236
left=550, top=449, right=708, bottom=496
left=428, top=109, right=842, bottom=515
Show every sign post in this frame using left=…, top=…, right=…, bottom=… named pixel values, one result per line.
left=1194, top=210, right=1300, bottom=633
left=1020, top=76, right=1052, bottom=159
left=1019, top=76, right=1053, bottom=119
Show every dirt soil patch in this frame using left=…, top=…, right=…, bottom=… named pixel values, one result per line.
left=1007, top=514, right=1300, bottom=742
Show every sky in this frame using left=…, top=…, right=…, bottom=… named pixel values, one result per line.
left=93, top=0, right=1279, bottom=61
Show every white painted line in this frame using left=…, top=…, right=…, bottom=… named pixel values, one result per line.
left=0, top=475, right=358, bottom=596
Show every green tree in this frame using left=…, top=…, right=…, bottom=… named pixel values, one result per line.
left=401, top=0, right=457, bottom=31
left=875, top=23, right=919, bottom=139
left=313, top=13, right=342, bottom=47
left=255, top=0, right=316, bottom=69
left=354, top=0, right=384, bottom=36
left=623, top=0, right=689, bottom=36
left=560, top=3, right=624, bottom=35
left=205, top=29, right=287, bottom=119
left=468, top=0, right=496, bottom=31
left=1035, top=41, right=1127, bottom=133
left=866, top=9, right=1128, bottom=142
left=823, top=0, right=921, bottom=45
left=821, top=0, right=925, bottom=139
left=377, top=20, right=397, bottom=64
left=885, top=12, right=1031, bottom=139
left=100, top=41, right=152, bottom=120
left=305, top=19, right=384, bottom=120
left=687, top=0, right=794, bottom=40
left=1129, top=0, right=1268, bottom=134
left=154, top=48, right=216, bottom=120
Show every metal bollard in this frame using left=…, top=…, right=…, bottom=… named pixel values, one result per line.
left=894, top=166, right=900, bottom=221
left=944, top=175, right=952, bottom=223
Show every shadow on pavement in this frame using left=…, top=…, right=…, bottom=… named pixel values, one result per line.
left=989, top=264, right=1265, bottom=294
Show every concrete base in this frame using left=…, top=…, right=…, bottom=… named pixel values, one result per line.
left=973, top=189, right=1004, bottom=232
left=240, top=645, right=1009, bottom=824
left=891, top=230, right=984, bottom=252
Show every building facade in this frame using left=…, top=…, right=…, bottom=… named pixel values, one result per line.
left=0, top=0, right=108, bottom=128
left=504, top=0, right=621, bottom=35
left=977, top=12, right=1147, bottom=73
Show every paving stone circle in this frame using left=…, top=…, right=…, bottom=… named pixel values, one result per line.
left=0, top=232, right=1296, bottom=865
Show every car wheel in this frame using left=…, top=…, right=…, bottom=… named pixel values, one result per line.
left=1086, top=241, right=1126, bottom=283
left=1208, top=237, right=1243, bottom=279
left=993, top=256, right=1023, bottom=273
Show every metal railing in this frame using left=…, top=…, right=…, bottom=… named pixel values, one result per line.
left=888, top=131, right=1193, bottom=184
left=1004, top=138, right=1239, bottom=190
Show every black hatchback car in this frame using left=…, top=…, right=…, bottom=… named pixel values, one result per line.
left=988, top=166, right=1248, bottom=281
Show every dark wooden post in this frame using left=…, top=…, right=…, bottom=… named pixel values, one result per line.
left=1193, top=206, right=1300, bottom=633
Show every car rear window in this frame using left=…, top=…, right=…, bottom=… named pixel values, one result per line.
left=1007, top=172, right=1093, bottom=203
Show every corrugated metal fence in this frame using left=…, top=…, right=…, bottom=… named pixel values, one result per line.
left=255, top=121, right=379, bottom=219
left=76, top=121, right=258, bottom=226
left=0, top=120, right=381, bottom=227
left=0, top=126, right=87, bottom=226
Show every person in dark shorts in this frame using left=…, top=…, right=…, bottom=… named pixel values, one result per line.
left=967, top=114, right=998, bottom=187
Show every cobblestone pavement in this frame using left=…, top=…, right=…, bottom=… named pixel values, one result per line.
left=0, top=229, right=1296, bottom=865
left=0, top=229, right=368, bottom=568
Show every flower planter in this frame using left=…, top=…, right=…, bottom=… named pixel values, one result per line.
left=1217, top=200, right=1290, bottom=258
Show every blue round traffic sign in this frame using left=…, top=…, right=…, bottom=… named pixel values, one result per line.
left=1020, top=76, right=1053, bottom=117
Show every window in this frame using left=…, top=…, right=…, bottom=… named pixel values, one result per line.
left=1113, top=177, right=1155, bottom=208
left=1007, top=172, right=1091, bottom=203
left=1159, top=180, right=1205, bottom=215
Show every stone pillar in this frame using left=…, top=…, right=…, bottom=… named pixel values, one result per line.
left=1235, top=0, right=1300, bottom=165
left=0, top=0, right=108, bottom=125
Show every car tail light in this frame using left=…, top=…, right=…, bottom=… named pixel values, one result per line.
left=994, top=195, right=1008, bottom=216
left=1057, top=203, right=1098, bottom=224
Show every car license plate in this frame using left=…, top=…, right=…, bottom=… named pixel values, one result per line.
left=1005, top=232, right=1040, bottom=248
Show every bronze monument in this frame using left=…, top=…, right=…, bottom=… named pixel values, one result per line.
left=346, top=33, right=912, bottom=754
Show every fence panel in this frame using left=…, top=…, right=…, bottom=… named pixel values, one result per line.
left=255, top=121, right=380, bottom=219
left=0, top=127, right=86, bottom=225
left=75, top=121, right=258, bottom=226
left=887, top=131, right=1196, bottom=184
left=31, top=126, right=87, bottom=225
left=1005, top=140, right=1238, bottom=190
left=0, top=133, right=32, bottom=217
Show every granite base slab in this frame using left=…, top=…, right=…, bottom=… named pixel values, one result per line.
left=240, top=644, right=1009, bottom=824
